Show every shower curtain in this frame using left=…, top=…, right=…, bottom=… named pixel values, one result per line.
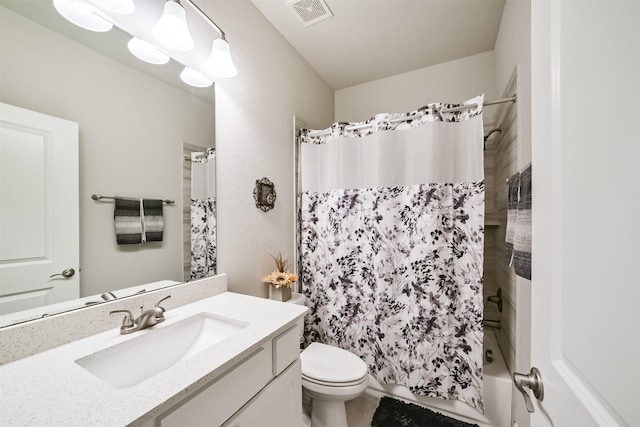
left=298, top=96, right=485, bottom=412
left=190, top=148, right=217, bottom=280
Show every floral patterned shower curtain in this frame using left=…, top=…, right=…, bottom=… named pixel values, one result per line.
left=298, top=96, right=485, bottom=412
left=190, top=148, right=216, bottom=280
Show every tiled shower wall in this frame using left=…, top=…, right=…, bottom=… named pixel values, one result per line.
left=484, top=84, right=519, bottom=373
left=483, top=139, right=500, bottom=323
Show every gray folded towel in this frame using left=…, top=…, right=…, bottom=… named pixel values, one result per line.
left=513, top=164, right=532, bottom=279
left=143, top=199, right=164, bottom=242
left=114, top=197, right=143, bottom=245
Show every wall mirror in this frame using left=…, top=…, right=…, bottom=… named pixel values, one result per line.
left=0, top=0, right=216, bottom=327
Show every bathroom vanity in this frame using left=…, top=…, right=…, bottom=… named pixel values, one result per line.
left=0, top=282, right=307, bottom=427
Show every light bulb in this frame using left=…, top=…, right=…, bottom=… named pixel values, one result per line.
left=152, top=0, right=195, bottom=52
left=204, top=38, right=238, bottom=78
left=53, top=0, right=113, bottom=32
left=180, top=67, right=213, bottom=88
left=95, top=0, right=135, bottom=14
left=127, top=37, right=170, bottom=65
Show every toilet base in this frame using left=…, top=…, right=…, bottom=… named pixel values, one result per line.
left=310, top=397, right=348, bottom=427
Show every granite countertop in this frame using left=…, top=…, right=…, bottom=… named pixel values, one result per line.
left=0, top=292, right=307, bottom=426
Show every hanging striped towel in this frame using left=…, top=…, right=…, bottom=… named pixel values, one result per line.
left=513, top=164, right=532, bottom=279
left=142, top=199, right=164, bottom=242
left=114, top=197, right=143, bottom=245
left=505, top=172, right=520, bottom=265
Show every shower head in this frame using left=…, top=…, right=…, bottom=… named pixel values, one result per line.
left=483, top=128, right=502, bottom=142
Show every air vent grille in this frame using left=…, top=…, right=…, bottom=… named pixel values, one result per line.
left=287, top=0, right=333, bottom=27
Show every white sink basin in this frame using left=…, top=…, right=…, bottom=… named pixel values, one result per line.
left=76, top=313, right=249, bottom=389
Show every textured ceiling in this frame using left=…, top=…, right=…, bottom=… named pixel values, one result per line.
left=252, top=0, right=506, bottom=90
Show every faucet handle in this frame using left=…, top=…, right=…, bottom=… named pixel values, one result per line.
left=154, top=295, right=171, bottom=312
left=110, top=309, right=135, bottom=328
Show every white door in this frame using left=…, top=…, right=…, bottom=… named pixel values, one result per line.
left=0, top=103, right=79, bottom=315
left=526, top=1, right=639, bottom=426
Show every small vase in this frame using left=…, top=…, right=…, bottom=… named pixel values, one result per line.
left=269, top=285, right=292, bottom=302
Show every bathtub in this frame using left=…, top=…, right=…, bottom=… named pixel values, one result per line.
left=366, top=329, right=512, bottom=427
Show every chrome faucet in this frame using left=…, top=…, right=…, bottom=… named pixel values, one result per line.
left=110, top=295, right=171, bottom=335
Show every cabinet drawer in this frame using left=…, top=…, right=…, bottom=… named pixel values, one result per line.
left=272, top=321, right=301, bottom=376
left=159, top=342, right=273, bottom=427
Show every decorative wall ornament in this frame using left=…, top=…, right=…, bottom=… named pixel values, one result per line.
left=254, top=177, right=276, bottom=212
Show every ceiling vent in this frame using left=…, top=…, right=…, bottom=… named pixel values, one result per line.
left=287, top=0, right=333, bottom=27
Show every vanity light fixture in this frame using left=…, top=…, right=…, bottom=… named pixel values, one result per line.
left=152, top=0, right=195, bottom=52
left=53, top=0, right=113, bottom=32
left=180, top=66, right=213, bottom=88
left=53, top=0, right=238, bottom=88
left=204, top=37, right=238, bottom=78
left=182, top=0, right=238, bottom=79
left=127, top=37, right=171, bottom=65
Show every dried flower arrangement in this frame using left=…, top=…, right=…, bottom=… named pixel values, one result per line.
left=262, top=253, right=298, bottom=289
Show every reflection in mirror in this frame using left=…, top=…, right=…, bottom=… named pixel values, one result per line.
left=0, top=2, right=216, bottom=327
left=1, top=102, right=81, bottom=320
left=183, top=144, right=217, bottom=281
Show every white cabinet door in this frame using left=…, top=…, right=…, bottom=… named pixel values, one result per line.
left=529, top=1, right=639, bottom=426
left=224, top=359, right=302, bottom=427
left=159, top=343, right=273, bottom=427
left=0, top=103, right=79, bottom=315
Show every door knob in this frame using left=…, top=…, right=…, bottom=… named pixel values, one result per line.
left=49, top=268, right=75, bottom=278
left=513, top=367, right=544, bottom=413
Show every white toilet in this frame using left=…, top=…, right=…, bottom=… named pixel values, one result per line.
left=288, top=292, right=369, bottom=427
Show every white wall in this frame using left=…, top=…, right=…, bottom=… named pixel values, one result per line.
left=207, top=1, right=334, bottom=296
left=335, top=51, right=498, bottom=123
left=0, top=7, right=215, bottom=297
left=495, top=1, right=532, bottom=167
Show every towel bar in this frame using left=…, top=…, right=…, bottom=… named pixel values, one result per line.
left=91, top=194, right=175, bottom=204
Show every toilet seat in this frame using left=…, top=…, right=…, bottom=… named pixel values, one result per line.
left=301, top=371, right=369, bottom=400
left=300, top=342, right=368, bottom=384
left=302, top=373, right=368, bottom=388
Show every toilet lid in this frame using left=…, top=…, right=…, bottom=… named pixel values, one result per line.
left=301, top=342, right=367, bottom=383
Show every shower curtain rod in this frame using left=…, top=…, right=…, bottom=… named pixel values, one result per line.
left=307, top=95, right=517, bottom=138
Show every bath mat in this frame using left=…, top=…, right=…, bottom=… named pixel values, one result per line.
left=371, top=396, right=479, bottom=427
